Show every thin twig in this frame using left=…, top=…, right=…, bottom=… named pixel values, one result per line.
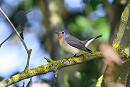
left=0, top=8, right=31, bottom=70
left=0, top=31, right=14, bottom=47
left=0, top=26, right=21, bottom=47
left=0, top=10, right=31, bottom=47
left=24, top=49, right=32, bottom=71
left=0, top=8, right=28, bottom=51
left=19, top=10, right=31, bottom=27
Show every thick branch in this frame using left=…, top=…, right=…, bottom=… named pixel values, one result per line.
left=102, top=0, right=126, bottom=44
left=109, top=1, right=130, bottom=86
left=0, top=52, right=102, bottom=87
left=109, top=0, right=126, bottom=44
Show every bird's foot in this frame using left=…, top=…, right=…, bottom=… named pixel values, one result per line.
left=65, top=53, right=75, bottom=59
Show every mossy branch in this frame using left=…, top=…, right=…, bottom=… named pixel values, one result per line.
left=109, top=1, right=130, bottom=86
left=0, top=52, right=102, bottom=87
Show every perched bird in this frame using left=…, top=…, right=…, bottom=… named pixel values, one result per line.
left=56, top=28, right=102, bottom=57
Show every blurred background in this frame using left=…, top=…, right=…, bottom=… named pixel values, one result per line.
left=0, top=0, right=127, bottom=87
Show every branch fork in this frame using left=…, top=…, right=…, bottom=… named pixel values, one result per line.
left=0, top=8, right=32, bottom=70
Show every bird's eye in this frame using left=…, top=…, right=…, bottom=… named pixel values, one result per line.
left=62, top=31, right=64, bottom=34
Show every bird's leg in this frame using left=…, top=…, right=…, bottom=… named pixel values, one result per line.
left=65, top=53, right=75, bottom=59
left=69, top=53, right=75, bottom=58
left=74, top=54, right=77, bottom=57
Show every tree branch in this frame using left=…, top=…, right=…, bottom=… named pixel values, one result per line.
left=0, top=26, right=22, bottom=47
left=102, top=0, right=126, bottom=44
left=112, top=1, right=130, bottom=85
left=0, top=8, right=29, bottom=51
left=0, top=8, right=32, bottom=70
left=0, top=52, right=102, bottom=87
left=0, top=10, right=31, bottom=47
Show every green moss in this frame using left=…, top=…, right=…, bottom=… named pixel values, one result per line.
left=112, top=43, right=128, bottom=56
left=69, top=57, right=78, bottom=61
left=21, top=73, right=28, bottom=77
left=7, top=74, right=21, bottom=84
left=39, top=65, right=50, bottom=72
left=28, top=69, right=38, bottom=74
left=44, top=57, right=53, bottom=62
left=96, top=75, right=103, bottom=87
left=13, top=74, right=21, bottom=81
left=120, top=2, right=130, bottom=24
left=121, top=7, right=129, bottom=24
left=7, top=78, right=13, bottom=84
left=3, top=50, right=103, bottom=86
left=92, top=51, right=101, bottom=56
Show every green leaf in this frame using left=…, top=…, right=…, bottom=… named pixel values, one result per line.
left=22, top=82, right=25, bottom=87
left=90, top=75, right=104, bottom=87
left=51, top=80, right=56, bottom=87
left=68, top=80, right=76, bottom=87
left=24, top=0, right=33, bottom=10
left=0, top=77, right=3, bottom=81
left=26, top=78, right=32, bottom=87
left=90, top=0, right=101, bottom=10
left=74, top=72, right=82, bottom=81
left=85, top=79, right=96, bottom=87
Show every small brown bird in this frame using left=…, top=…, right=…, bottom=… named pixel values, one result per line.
left=56, top=28, right=102, bottom=56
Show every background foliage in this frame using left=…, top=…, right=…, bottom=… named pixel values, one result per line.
left=0, top=0, right=128, bottom=87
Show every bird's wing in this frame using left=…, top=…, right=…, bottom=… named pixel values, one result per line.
left=65, top=36, right=92, bottom=53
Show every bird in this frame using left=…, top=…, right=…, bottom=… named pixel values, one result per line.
left=56, top=28, right=102, bottom=57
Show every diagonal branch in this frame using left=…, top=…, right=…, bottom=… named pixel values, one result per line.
left=0, top=10, right=31, bottom=47
left=0, top=8, right=28, bottom=51
left=0, top=8, right=32, bottom=70
left=0, top=52, right=102, bottom=87
left=0, top=26, right=21, bottom=47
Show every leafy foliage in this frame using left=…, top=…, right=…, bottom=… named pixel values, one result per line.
left=68, top=72, right=97, bottom=87
left=0, top=77, right=3, bottom=82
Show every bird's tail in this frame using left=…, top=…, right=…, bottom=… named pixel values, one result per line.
left=94, top=35, right=102, bottom=39
left=84, top=35, right=102, bottom=48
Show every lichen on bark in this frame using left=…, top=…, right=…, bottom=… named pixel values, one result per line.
left=112, top=1, right=130, bottom=86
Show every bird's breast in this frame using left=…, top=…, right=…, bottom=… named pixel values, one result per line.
left=59, top=39, right=85, bottom=54
left=59, top=39, right=63, bottom=47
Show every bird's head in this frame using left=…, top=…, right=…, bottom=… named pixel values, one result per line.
left=56, top=29, right=70, bottom=40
